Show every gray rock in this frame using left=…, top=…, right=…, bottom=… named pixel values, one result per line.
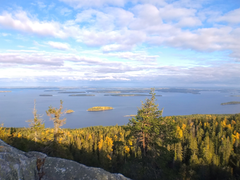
left=0, top=139, right=130, bottom=180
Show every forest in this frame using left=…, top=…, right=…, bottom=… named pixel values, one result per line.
left=1, top=90, right=240, bottom=180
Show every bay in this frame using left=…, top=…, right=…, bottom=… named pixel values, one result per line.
left=0, top=88, right=239, bottom=128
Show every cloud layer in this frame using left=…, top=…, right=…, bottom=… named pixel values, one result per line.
left=0, top=0, right=239, bottom=87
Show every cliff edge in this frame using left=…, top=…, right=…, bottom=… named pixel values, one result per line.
left=0, top=139, right=130, bottom=180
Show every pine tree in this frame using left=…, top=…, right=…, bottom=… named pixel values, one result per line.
left=127, top=88, right=178, bottom=157
left=127, top=88, right=163, bottom=156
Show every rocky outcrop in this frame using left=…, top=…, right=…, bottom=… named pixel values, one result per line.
left=0, top=139, right=130, bottom=180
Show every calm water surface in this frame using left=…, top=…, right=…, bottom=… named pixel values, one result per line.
left=0, top=89, right=239, bottom=128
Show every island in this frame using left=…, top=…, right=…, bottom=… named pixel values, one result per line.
left=58, top=91, right=85, bottom=93
left=155, top=88, right=201, bottom=94
left=221, top=101, right=240, bottom=105
left=87, top=106, right=113, bottom=111
left=230, top=95, right=240, bottom=97
left=87, top=88, right=201, bottom=94
left=69, top=94, right=95, bottom=96
left=66, top=109, right=74, bottom=114
left=104, top=94, right=162, bottom=97
left=0, top=91, right=11, bottom=93
left=124, top=115, right=136, bottom=117
left=87, top=90, right=150, bottom=93
left=44, top=90, right=64, bottom=92
left=39, top=94, right=53, bottom=96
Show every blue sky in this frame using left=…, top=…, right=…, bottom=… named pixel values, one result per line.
left=0, top=0, right=240, bottom=87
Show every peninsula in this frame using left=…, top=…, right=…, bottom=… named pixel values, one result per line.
left=87, top=106, right=113, bottom=111
left=230, top=95, right=240, bottom=97
left=124, top=115, right=136, bottom=117
left=58, top=91, right=85, bottom=93
left=221, top=101, right=240, bottom=105
left=69, top=94, right=95, bottom=96
left=104, top=94, right=162, bottom=97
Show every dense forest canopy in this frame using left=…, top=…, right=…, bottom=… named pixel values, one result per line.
left=1, top=90, right=240, bottom=180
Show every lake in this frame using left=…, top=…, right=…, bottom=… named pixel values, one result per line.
left=0, top=88, right=240, bottom=128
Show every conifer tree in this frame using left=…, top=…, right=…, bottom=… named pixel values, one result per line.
left=27, top=100, right=45, bottom=143
left=127, top=88, right=178, bottom=157
left=46, top=100, right=66, bottom=142
left=127, top=88, right=163, bottom=156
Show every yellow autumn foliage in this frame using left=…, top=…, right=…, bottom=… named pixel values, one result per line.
left=124, top=146, right=130, bottom=154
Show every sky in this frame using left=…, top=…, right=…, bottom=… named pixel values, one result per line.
left=0, top=0, right=240, bottom=88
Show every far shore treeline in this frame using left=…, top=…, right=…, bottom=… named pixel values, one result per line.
left=1, top=89, right=240, bottom=180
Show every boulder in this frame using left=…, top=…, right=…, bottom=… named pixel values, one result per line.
left=0, top=139, right=130, bottom=180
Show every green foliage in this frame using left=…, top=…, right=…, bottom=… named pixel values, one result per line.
left=2, top=96, right=240, bottom=179
left=127, top=88, right=178, bottom=157
left=26, top=100, right=45, bottom=143
left=46, top=100, right=66, bottom=142
left=126, top=88, right=179, bottom=178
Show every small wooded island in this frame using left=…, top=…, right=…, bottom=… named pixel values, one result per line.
left=87, top=106, right=113, bottom=111
left=66, top=109, right=74, bottom=113
left=221, top=101, right=240, bottom=105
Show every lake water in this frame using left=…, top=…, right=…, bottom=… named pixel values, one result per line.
left=0, top=88, right=240, bottom=128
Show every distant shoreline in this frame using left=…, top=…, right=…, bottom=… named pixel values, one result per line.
left=104, top=94, right=162, bottom=97
left=69, top=94, right=95, bottom=96
left=58, top=91, right=85, bottom=93
left=0, top=91, right=11, bottom=93
left=124, top=115, right=136, bottom=117
left=221, top=101, right=240, bottom=105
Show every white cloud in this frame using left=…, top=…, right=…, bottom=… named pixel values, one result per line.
left=59, top=0, right=167, bottom=8
left=217, top=8, right=240, bottom=24
left=101, top=44, right=134, bottom=52
left=0, top=49, right=240, bottom=86
left=176, top=17, right=202, bottom=27
left=38, top=2, right=46, bottom=8
left=59, top=0, right=126, bottom=8
left=158, top=5, right=196, bottom=20
left=59, top=7, right=72, bottom=16
left=47, top=41, right=70, bottom=50
left=1, top=33, right=10, bottom=36
left=0, top=11, right=78, bottom=38
left=130, top=4, right=162, bottom=30
left=106, top=51, right=159, bottom=62
left=76, top=9, right=115, bottom=31
left=105, top=7, right=134, bottom=28
left=0, top=2, right=239, bottom=63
